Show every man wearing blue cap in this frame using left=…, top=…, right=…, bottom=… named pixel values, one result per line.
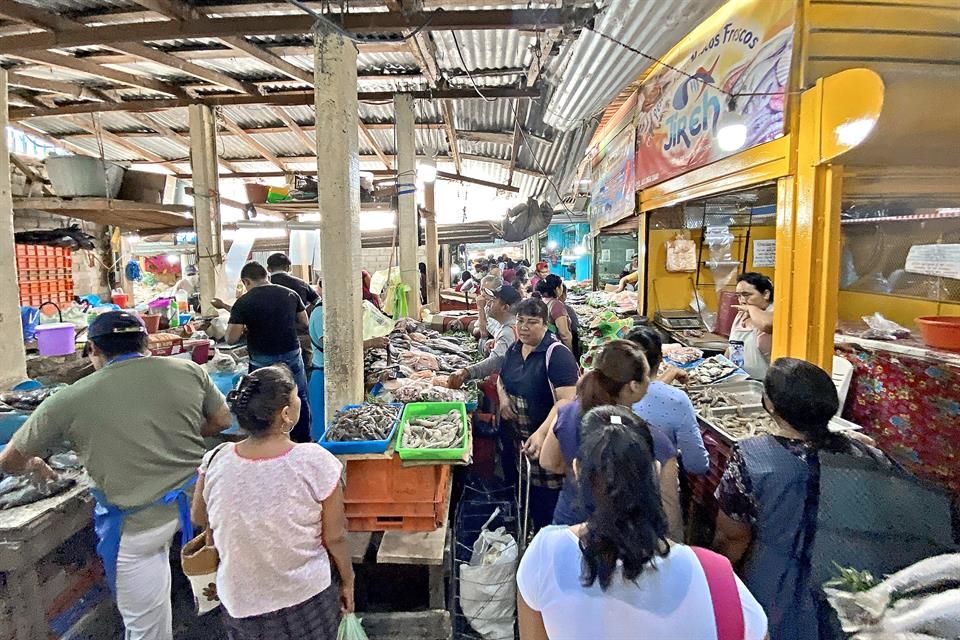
left=0, top=311, right=232, bottom=640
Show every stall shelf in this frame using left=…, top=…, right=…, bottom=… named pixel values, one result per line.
left=12, top=198, right=193, bottom=234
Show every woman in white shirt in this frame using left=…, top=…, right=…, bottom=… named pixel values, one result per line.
left=517, top=405, right=768, bottom=640
left=191, top=365, right=354, bottom=639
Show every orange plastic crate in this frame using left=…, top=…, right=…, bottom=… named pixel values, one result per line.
left=346, top=513, right=442, bottom=532
left=343, top=456, right=450, bottom=533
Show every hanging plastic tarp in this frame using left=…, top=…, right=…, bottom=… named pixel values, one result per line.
left=497, top=198, right=554, bottom=242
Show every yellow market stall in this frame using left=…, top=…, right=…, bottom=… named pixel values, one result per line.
left=587, top=0, right=960, bottom=500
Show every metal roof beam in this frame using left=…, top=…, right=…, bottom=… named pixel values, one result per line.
left=359, top=123, right=393, bottom=170
left=0, top=4, right=190, bottom=98
left=112, top=42, right=258, bottom=94
left=218, top=114, right=289, bottom=172
left=65, top=115, right=180, bottom=173
left=0, top=9, right=585, bottom=55
left=219, top=36, right=314, bottom=85
left=8, top=51, right=188, bottom=98
left=270, top=106, right=315, bottom=152
left=125, top=111, right=241, bottom=174
left=7, top=72, right=112, bottom=102
left=9, top=86, right=540, bottom=120
left=507, top=29, right=558, bottom=186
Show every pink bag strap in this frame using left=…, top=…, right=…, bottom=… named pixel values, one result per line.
left=691, top=547, right=745, bottom=640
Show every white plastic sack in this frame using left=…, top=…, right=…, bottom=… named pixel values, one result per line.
left=460, top=526, right=519, bottom=640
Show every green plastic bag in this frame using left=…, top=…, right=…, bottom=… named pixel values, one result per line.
left=337, top=613, right=369, bottom=640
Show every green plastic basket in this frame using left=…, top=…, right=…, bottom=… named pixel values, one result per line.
left=396, top=402, right=470, bottom=461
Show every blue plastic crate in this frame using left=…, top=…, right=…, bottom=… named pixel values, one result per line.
left=318, top=403, right=403, bottom=455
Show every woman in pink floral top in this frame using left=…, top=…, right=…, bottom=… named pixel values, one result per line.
left=192, top=365, right=353, bottom=639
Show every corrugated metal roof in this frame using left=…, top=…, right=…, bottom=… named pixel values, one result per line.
left=13, top=0, right=137, bottom=15
left=432, top=29, right=534, bottom=75
left=454, top=97, right=518, bottom=132
left=460, top=140, right=512, bottom=161
left=543, top=0, right=726, bottom=130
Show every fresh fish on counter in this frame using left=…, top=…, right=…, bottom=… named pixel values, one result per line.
left=0, top=385, right=66, bottom=412
left=0, top=472, right=78, bottom=510
left=852, top=590, right=960, bottom=639
left=827, top=554, right=960, bottom=629
left=709, top=411, right=778, bottom=440
left=686, top=356, right=739, bottom=385
left=326, top=404, right=400, bottom=442
left=401, top=410, right=464, bottom=449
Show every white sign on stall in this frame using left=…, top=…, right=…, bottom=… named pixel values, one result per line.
left=905, top=244, right=960, bottom=280
left=752, top=239, right=776, bottom=268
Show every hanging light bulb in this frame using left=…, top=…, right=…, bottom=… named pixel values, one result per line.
left=418, top=159, right=437, bottom=183
left=716, top=95, right=748, bottom=153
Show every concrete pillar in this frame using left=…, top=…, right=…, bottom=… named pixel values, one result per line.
left=315, top=28, right=364, bottom=420
left=188, top=104, right=225, bottom=315
left=423, top=180, right=440, bottom=310
left=394, top=93, right=419, bottom=317
left=0, top=70, right=27, bottom=386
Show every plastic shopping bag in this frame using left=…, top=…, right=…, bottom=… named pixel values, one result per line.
left=362, top=300, right=394, bottom=340
left=459, top=514, right=519, bottom=640
left=336, top=613, right=369, bottom=640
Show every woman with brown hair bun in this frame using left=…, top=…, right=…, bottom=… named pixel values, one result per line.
left=535, top=340, right=677, bottom=527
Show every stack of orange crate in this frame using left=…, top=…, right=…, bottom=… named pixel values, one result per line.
left=343, top=456, right=451, bottom=532
left=16, top=244, right=74, bottom=308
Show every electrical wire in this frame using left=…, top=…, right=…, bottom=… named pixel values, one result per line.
left=449, top=31, right=497, bottom=103
left=283, top=0, right=443, bottom=45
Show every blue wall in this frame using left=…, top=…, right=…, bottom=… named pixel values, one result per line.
left=543, top=223, right=592, bottom=281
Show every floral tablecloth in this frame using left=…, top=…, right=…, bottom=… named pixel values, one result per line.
left=836, top=339, right=960, bottom=496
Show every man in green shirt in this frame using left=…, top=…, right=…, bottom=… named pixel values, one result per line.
left=0, top=312, right=231, bottom=640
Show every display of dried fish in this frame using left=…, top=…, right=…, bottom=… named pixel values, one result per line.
left=687, top=356, right=739, bottom=385
left=401, top=410, right=464, bottom=449
left=326, top=404, right=400, bottom=442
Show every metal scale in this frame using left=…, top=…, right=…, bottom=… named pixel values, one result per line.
left=651, top=277, right=730, bottom=352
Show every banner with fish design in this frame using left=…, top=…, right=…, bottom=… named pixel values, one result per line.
left=589, top=124, right=636, bottom=232
left=635, top=0, right=795, bottom=190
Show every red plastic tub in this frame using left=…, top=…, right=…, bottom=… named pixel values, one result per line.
left=915, top=316, right=960, bottom=351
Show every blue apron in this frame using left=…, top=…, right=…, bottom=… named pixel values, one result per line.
left=88, top=353, right=196, bottom=593
left=91, top=478, right=196, bottom=593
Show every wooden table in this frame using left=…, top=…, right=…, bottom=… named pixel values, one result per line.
left=346, top=481, right=453, bottom=640
left=0, top=481, right=94, bottom=640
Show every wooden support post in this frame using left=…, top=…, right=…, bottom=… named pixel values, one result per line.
left=315, top=28, right=364, bottom=422
left=188, top=104, right=225, bottom=315
left=0, top=70, right=28, bottom=386
left=394, top=93, right=420, bottom=318
left=423, top=180, right=440, bottom=310
left=441, top=244, right=452, bottom=289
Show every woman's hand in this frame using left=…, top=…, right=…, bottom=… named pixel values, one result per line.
left=26, top=457, right=58, bottom=484
left=500, top=398, right=518, bottom=421
left=339, top=580, right=355, bottom=613
left=522, top=429, right=547, bottom=459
